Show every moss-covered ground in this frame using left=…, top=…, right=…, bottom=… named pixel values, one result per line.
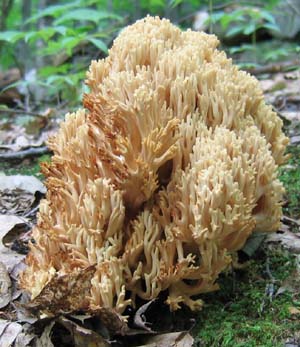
left=280, top=145, right=300, bottom=219
left=0, top=154, right=51, bottom=178
left=194, top=247, right=300, bottom=346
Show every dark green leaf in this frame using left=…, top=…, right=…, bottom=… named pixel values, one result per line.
left=260, top=10, right=276, bottom=24
left=208, top=12, right=224, bottom=25
left=0, top=31, right=24, bottom=43
left=243, top=22, right=256, bottom=35
left=262, top=22, right=280, bottom=33
left=61, top=36, right=83, bottom=56
left=87, top=37, right=108, bottom=53
left=168, top=0, right=183, bottom=8
left=39, top=64, right=72, bottom=78
left=54, top=9, right=122, bottom=25
left=225, top=26, right=244, bottom=37
left=26, top=2, right=82, bottom=23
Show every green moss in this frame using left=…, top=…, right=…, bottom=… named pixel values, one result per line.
left=279, top=145, right=300, bottom=218
left=0, top=154, right=51, bottom=179
left=194, top=247, right=300, bottom=346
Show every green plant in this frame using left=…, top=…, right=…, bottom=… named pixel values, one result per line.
left=0, top=0, right=124, bottom=106
left=208, top=4, right=280, bottom=63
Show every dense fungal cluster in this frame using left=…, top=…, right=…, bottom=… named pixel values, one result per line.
left=21, top=16, right=288, bottom=316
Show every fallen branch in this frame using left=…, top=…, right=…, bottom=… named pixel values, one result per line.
left=282, top=215, right=300, bottom=228
left=0, top=146, right=51, bottom=161
left=0, top=108, right=45, bottom=117
left=245, top=61, right=300, bottom=75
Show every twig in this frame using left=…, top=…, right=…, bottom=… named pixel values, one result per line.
left=245, top=61, right=300, bottom=75
left=281, top=215, right=300, bottom=228
left=260, top=256, right=276, bottom=313
left=23, top=205, right=40, bottom=219
left=0, top=108, right=45, bottom=117
left=0, top=146, right=51, bottom=161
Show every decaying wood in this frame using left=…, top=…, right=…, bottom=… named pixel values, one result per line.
left=0, top=146, right=50, bottom=161
left=246, top=61, right=300, bottom=75
left=0, top=108, right=45, bottom=118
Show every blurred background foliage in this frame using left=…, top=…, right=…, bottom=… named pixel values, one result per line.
left=0, top=0, right=299, bottom=109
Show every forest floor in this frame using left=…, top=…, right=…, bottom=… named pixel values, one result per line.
left=0, top=68, right=299, bottom=347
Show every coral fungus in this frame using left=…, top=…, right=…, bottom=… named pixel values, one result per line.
left=21, top=16, right=288, bottom=316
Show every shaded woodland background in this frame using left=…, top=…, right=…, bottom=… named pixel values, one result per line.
left=0, top=0, right=300, bottom=110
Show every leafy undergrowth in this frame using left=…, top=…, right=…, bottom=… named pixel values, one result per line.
left=280, top=145, right=300, bottom=219
left=194, top=247, right=300, bottom=347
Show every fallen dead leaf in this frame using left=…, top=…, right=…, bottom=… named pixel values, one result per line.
left=0, top=320, right=9, bottom=336
left=26, top=265, right=96, bottom=315
left=0, top=215, right=26, bottom=271
left=33, top=321, right=55, bottom=347
left=276, top=269, right=300, bottom=296
left=281, top=111, right=300, bottom=122
left=134, top=299, right=156, bottom=332
left=0, top=262, right=12, bottom=309
left=290, top=135, right=300, bottom=145
left=0, top=321, right=22, bottom=347
left=15, top=300, right=38, bottom=325
left=92, top=307, right=128, bottom=335
left=288, top=307, right=300, bottom=316
left=0, top=174, right=45, bottom=195
left=258, top=79, right=275, bottom=93
left=266, top=231, right=300, bottom=254
left=0, top=175, right=45, bottom=215
left=0, top=124, right=24, bottom=148
left=14, top=326, right=36, bottom=347
left=58, top=316, right=110, bottom=347
left=281, top=216, right=300, bottom=228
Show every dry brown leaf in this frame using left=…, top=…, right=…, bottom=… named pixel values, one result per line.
left=281, top=111, right=300, bottom=123
left=0, top=175, right=45, bottom=215
left=0, top=321, right=22, bottom=347
left=290, top=135, right=300, bottom=145
left=259, top=79, right=277, bottom=93
left=0, top=215, right=26, bottom=271
left=14, top=300, right=38, bottom=325
left=92, top=307, right=128, bottom=335
left=0, top=262, right=12, bottom=309
left=0, top=320, right=9, bottom=336
left=0, top=124, right=24, bottom=148
left=133, top=299, right=156, bottom=332
left=33, top=321, right=55, bottom=347
left=14, top=323, right=36, bottom=347
left=266, top=231, right=300, bottom=254
left=0, top=189, right=35, bottom=215
left=136, top=331, right=194, bottom=347
left=288, top=307, right=300, bottom=316
left=58, top=317, right=110, bottom=347
left=27, top=265, right=96, bottom=315
left=0, top=175, right=45, bottom=195
left=276, top=270, right=300, bottom=296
